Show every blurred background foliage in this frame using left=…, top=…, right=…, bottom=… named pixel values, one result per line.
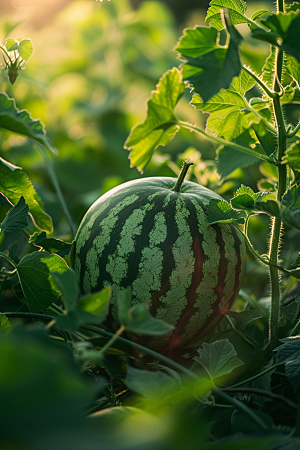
left=0, top=0, right=298, bottom=302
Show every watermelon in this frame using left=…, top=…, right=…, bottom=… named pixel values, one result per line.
left=71, top=162, right=247, bottom=356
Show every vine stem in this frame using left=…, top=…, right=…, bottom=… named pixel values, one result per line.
left=0, top=251, right=17, bottom=269
left=268, top=0, right=287, bottom=348
left=1, top=311, right=269, bottom=430
left=98, top=325, right=125, bottom=356
left=172, top=160, right=193, bottom=192
left=178, top=121, right=273, bottom=163
left=37, top=144, right=76, bottom=236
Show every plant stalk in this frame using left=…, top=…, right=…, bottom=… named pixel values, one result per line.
left=172, top=160, right=193, bottom=192
left=268, top=0, right=287, bottom=349
left=179, top=121, right=274, bottom=163
left=37, top=145, right=76, bottom=236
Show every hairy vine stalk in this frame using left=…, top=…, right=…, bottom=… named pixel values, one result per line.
left=268, top=0, right=288, bottom=349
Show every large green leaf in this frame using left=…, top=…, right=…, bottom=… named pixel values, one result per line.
left=4, top=38, right=34, bottom=62
left=216, top=130, right=261, bottom=179
left=252, top=12, right=300, bottom=62
left=205, top=0, right=252, bottom=30
left=175, top=14, right=242, bottom=103
left=55, top=288, right=110, bottom=331
left=281, top=184, right=300, bottom=231
left=125, top=365, right=180, bottom=399
left=17, top=251, right=69, bottom=313
left=0, top=157, right=53, bottom=233
left=275, top=336, right=300, bottom=400
left=193, top=339, right=244, bottom=380
left=124, top=68, right=185, bottom=173
left=206, top=198, right=245, bottom=224
left=191, top=70, right=258, bottom=140
left=0, top=93, right=57, bottom=155
left=0, top=196, right=29, bottom=234
left=231, top=185, right=280, bottom=217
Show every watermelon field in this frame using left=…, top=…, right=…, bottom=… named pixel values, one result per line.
left=1, top=0, right=300, bottom=448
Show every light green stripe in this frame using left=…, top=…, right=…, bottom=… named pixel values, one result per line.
left=106, top=202, right=154, bottom=322
left=181, top=199, right=220, bottom=343
left=155, top=196, right=194, bottom=324
left=83, top=194, right=139, bottom=293
left=76, top=199, right=111, bottom=255
left=218, top=225, right=238, bottom=310
left=132, top=211, right=167, bottom=304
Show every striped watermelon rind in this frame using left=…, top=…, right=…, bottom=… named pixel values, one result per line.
left=71, top=176, right=247, bottom=354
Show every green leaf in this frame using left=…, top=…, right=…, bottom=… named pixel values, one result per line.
left=252, top=121, right=277, bottom=158
left=193, top=339, right=244, bottom=379
left=0, top=93, right=58, bottom=155
left=216, top=130, right=260, bottom=179
left=231, top=185, right=280, bottom=216
left=0, top=196, right=29, bottom=234
left=191, top=71, right=258, bottom=140
left=5, top=38, right=19, bottom=51
left=0, top=325, right=100, bottom=450
left=280, top=298, right=300, bottom=324
left=0, top=157, right=53, bottom=233
left=77, top=288, right=110, bottom=318
left=281, top=185, right=300, bottom=231
left=282, top=140, right=300, bottom=174
left=125, top=365, right=180, bottom=399
left=18, top=39, right=33, bottom=62
left=205, top=0, right=251, bottom=30
left=0, top=314, right=11, bottom=334
left=34, top=236, right=73, bottom=257
left=124, top=68, right=185, bottom=173
left=253, top=12, right=300, bottom=62
left=175, top=17, right=242, bottom=103
left=206, top=198, right=245, bottom=225
left=52, top=269, right=79, bottom=311
left=261, top=47, right=276, bottom=89
left=56, top=288, right=110, bottom=331
left=16, top=251, right=69, bottom=313
left=117, top=288, right=174, bottom=336
left=275, top=336, right=300, bottom=400
left=286, top=2, right=300, bottom=13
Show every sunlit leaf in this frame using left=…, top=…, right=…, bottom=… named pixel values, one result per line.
left=205, top=0, right=251, bottom=30
left=0, top=196, right=29, bottom=234
left=231, top=185, right=280, bottom=216
left=175, top=15, right=242, bottom=103
left=281, top=185, right=300, bottom=230
left=252, top=12, right=300, bottom=62
left=0, top=157, right=53, bottom=233
left=5, top=38, right=18, bottom=51
left=191, top=71, right=258, bottom=140
left=282, top=140, right=300, bottom=174
left=0, top=314, right=11, bottom=334
left=18, top=39, right=34, bottom=62
left=0, top=93, right=58, bottom=155
left=206, top=198, right=245, bottom=224
left=124, top=68, right=185, bottom=173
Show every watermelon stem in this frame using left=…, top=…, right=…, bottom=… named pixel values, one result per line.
left=172, top=159, right=194, bottom=192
